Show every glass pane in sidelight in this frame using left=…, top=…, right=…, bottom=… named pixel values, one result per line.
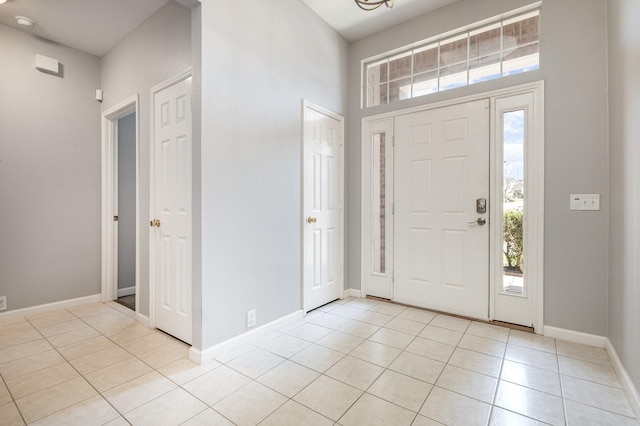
left=502, top=110, right=525, bottom=294
left=372, top=133, right=387, bottom=274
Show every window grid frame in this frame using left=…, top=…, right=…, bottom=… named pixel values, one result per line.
left=364, top=8, right=540, bottom=109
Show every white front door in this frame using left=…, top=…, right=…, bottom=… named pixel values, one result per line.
left=394, top=100, right=490, bottom=319
left=151, top=75, right=192, bottom=343
left=303, top=102, right=344, bottom=312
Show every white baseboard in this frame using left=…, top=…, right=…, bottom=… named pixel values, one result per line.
left=117, top=286, right=136, bottom=297
left=543, top=326, right=608, bottom=348
left=606, top=338, right=640, bottom=419
left=189, top=310, right=304, bottom=365
left=0, top=294, right=101, bottom=321
left=343, top=288, right=362, bottom=299
left=543, top=326, right=640, bottom=418
left=136, top=312, right=151, bottom=328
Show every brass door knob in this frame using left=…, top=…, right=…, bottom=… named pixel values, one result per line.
left=149, top=219, right=161, bottom=227
left=307, top=217, right=317, bottom=224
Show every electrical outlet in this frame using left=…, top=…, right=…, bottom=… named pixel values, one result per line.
left=247, top=310, right=256, bottom=328
left=0, top=296, right=6, bottom=311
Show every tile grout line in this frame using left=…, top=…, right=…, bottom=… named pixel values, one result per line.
left=72, top=306, right=203, bottom=425
left=15, top=304, right=177, bottom=424
left=0, top=369, right=28, bottom=426
left=2, top=299, right=637, bottom=425
left=488, top=334, right=507, bottom=426
left=72, top=304, right=235, bottom=425
left=557, top=338, right=571, bottom=426
left=302, top=302, right=581, bottom=425
left=299, top=302, right=454, bottom=424
left=8, top=309, right=105, bottom=424
left=38, top=306, right=134, bottom=425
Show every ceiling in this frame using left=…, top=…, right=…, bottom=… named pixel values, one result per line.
left=0, top=0, right=171, bottom=57
left=302, top=0, right=459, bottom=41
left=0, top=0, right=458, bottom=57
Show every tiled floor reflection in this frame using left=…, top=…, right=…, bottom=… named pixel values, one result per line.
left=0, top=298, right=637, bottom=425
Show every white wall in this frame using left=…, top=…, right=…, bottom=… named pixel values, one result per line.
left=347, top=0, right=610, bottom=336
left=198, top=0, right=348, bottom=349
left=0, top=24, right=101, bottom=311
left=117, top=113, right=137, bottom=291
left=608, top=0, right=640, bottom=392
left=101, top=0, right=191, bottom=315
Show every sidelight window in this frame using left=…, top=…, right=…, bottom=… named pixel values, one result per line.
left=371, top=133, right=387, bottom=274
left=502, top=110, right=525, bottom=294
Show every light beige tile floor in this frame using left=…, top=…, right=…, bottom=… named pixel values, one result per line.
left=0, top=298, right=638, bottom=425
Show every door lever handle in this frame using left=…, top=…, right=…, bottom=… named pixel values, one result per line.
left=468, top=217, right=486, bottom=226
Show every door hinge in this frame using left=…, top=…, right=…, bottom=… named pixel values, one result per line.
left=392, top=203, right=395, bottom=215
left=113, top=216, right=118, bottom=222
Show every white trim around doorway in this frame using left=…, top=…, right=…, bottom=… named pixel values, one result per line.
left=101, top=95, right=140, bottom=314
left=360, top=81, right=545, bottom=333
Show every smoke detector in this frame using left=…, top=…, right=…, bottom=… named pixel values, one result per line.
left=15, top=16, right=35, bottom=28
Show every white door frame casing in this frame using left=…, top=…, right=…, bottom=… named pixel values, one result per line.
left=101, top=95, right=140, bottom=311
left=301, top=100, right=345, bottom=313
left=149, top=68, right=193, bottom=331
left=360, top=81, right=545, bottom=332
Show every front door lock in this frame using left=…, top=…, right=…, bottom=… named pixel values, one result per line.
left=476, top=198, right=487, bottom=214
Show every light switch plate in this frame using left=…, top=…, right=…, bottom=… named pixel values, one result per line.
left=570, top=194, right=600, bottom=211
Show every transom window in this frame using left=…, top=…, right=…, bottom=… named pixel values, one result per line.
left=364, top=9, right=540, bottom=108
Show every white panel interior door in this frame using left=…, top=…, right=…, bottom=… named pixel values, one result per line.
left=394, top=100, right=489, bottom=319
left=152, top=76, right=192, bottom=343
left=303, top=104, right=343, bottom=312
